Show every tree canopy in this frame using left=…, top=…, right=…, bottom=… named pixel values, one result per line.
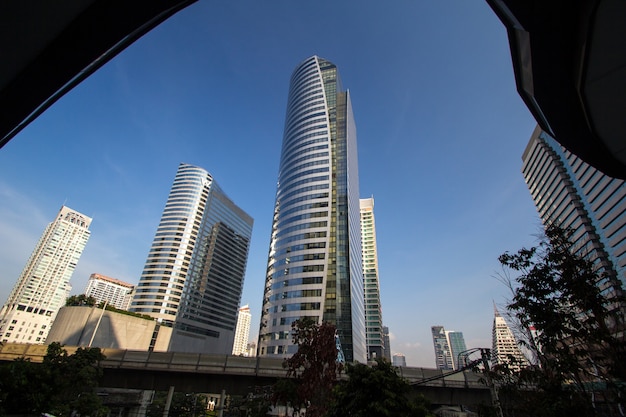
left=66, top=294, right=97, bottom=306
left=327, top=359, right=432, bottom=417
left=146, top=391, right=208, bottom=417
left=274, top=317, right=341, bottom=417
left=0, top=342, right=107, bottom=416
left=496, top=225, right=626, bottom=416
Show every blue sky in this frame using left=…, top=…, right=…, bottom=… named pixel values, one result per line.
left=0, top=1, right=541, bottom=367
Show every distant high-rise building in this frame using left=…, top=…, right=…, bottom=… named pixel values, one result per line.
left=232, top=305, right=252, bottom=356
left=492, top=306, right=527, bottom=371
left=392, top=353, right=406, bottom=367
left=446, top=331, right=467, bottom=370
left=246, top=341, right=257, bottom=358
left=360, top=197, right=385, bottom=360
left=0, top=206, right=91, bottom=344
left=84, top=273, right=134, bottom=310
left=431, top=325, right=453, bottom=370
left=258, top=56, right=365, bottom=363
left=522, top=126, right=626, bottom=296
left=382, top=326, right=392, bottom=362
left=130, top=163, right=253, bottom=354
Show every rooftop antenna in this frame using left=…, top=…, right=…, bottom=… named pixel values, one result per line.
left=493, top=300, right=501, bottom=317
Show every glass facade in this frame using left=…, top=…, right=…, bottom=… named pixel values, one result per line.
left=431, top=325, right=453, bottom=370
left=130, top=163, right=253, bottom=354
left=522, top=127, right=625, bottom=301
left=258, top=56, right=365, bottom=363
left=446, top=331, right=467, bottom=370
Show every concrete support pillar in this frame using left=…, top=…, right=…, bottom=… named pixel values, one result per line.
left=162, top=386, right=175, bottom=417
left=217, top=389, right=226, bottom=417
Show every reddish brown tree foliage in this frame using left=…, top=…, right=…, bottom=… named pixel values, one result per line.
left=282, top=317, right=342, bottom=417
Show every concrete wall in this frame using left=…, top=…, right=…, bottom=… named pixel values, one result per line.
left=47, top=306, right=156, bottom=349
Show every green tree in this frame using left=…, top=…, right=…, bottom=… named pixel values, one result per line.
left=146, top=391, right=208, bottom=417
left=0, top=342, right=107, bottom=417
left=0, top=356, right=47, bottom=415
left=327, top=359, right=433, bottom=417
left=496, top=225, right=626, bottom=416
left=275, top=317, right=341, bottom=417
left=66, top=294, right=97, bottom=306
left=45, top=343, right=108, bottom=417
left=227, top=392, right=271, bottom=417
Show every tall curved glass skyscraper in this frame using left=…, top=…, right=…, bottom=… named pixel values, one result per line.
left=130, top=163, right=253, bottom=354
left=258, top=56, right=366, bottom=363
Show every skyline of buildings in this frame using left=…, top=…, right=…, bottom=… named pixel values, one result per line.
left=430, top=326, right=468, bottom=370
left=257, top=56, right=366, bottom=363
left=129, top=163, right=254, bottom=355
left=6, top=62, right=624, bottom=369
left=360, top=197, right=385, bottom=360
left=0, top=206, right=92, bottom=344
left=84, top=273, right=134, bottom=310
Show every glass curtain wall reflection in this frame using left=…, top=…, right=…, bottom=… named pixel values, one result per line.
left=258, top=56, right=365, bottom=363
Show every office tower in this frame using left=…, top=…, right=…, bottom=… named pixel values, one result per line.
left=446, top=330, right=467, bottom=370
left=130, top=163, right=253, bottom=354
left=0, top=206, right=91, bottom=344
left=492, top=306, right=527, bottom=371
left=258, top=56, right=365, bottom=363
left=382, top=326, right=392, bottom=362
left=431, top=325, right=453, bottom=370
left=232, top=305, right=252, bottom=356
left=392, top=353, right=406, bottom=367
left=522, top=126, right=626, bottom=295
left=360, top=197, right=385, bottom=360
left=84, top=273, right=134, bottom=310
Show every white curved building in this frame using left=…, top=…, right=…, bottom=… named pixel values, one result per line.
left=258, top=56, right=365, bottom=363
left=130, top=163, right=253, bottom=354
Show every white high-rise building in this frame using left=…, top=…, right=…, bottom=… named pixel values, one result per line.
left=84, top=273, right=134, bottom=310
left=0, top=206, right=92, bottom=344
left=232, top=304, right=252, bottom=356
left=130, top=163, right=253, bottom=354
left=360, top=197, right=384, bottom=360
left=492, top=305, right=527, bottom=371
